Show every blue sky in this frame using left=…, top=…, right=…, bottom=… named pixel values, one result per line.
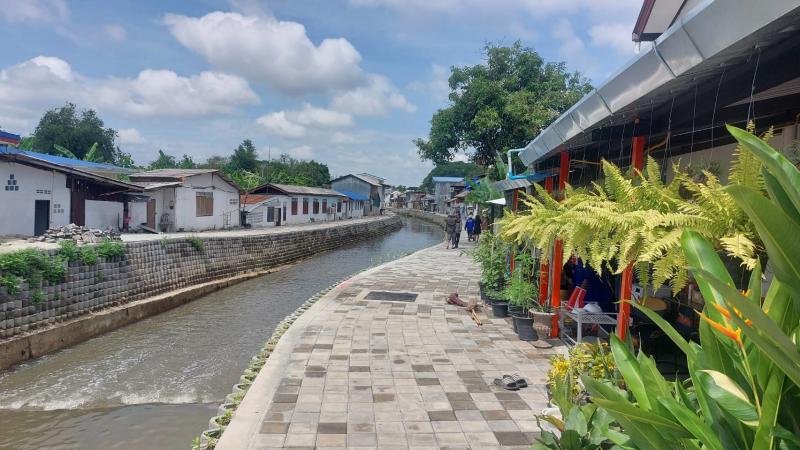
left=0, top=0, right=641, bottom=185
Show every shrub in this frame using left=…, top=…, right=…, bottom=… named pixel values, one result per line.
left=0, top=248, right=66, bottom=295
left=78, top=246, right=98, bottom=265
left=96, top=239, right=125, bottom=259
left=58, top=240, right=79, bottom=262
left=187, top=236, right=205, bottom=253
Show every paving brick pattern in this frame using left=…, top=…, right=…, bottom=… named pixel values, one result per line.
left=245, top=240, right=559, bottom=449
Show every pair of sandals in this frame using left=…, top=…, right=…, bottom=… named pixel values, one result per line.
left=493, top=374, right=528, bottom=391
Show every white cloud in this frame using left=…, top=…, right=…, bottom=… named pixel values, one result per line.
left=331, top=74, right=416, bottom=116
left=588, top=22, right=633, bottom=54
left=104, top=24, right=126, bottom=42
left=407, top=64, right=450, bottom=102
left=293, top=104, right=353, bottom=128
left=256, top=112, right=307, bottom=139
left=164, top=11, right=364, bottom=95
left=255, top=104, right=353, bottom=139
left=331, top=131, right=370, bottom=145
left=552, top=18, right=585, bottom=60
left=0, top=0, right=69, bottom=23
left=287, top=144, right=314, bottom=159
left=117, top=128, right=146, bottom=145
left=0, top=56, right=260, bottom=131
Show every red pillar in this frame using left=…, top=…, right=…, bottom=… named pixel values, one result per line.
left=616, top=136, right=646, bottom=340
left=550, top=151, right=569, bottom=337
left=539, top=177, right=554, bottom=305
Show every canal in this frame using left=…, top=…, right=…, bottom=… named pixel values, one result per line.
left=0, top=216, right=442, bottom=450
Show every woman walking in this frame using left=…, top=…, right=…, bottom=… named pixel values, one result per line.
left=473, top=214, right=483, bottom=240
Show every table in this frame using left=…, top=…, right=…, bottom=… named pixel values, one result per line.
left=559, top=308, right=619, bottom=345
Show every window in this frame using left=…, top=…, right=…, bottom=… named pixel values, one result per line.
left=291, top=198, right=298, bottom=215
left=302, top=197, right=309, bottom=214
left=313, top=199, right=319, bottom=214
left=196, top=192, right=213, bottom=217
left=322, top=200, right=327, bottom=213
left=267, top=206, right=275, bottom=222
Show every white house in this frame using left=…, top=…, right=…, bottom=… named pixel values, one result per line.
left=248, top=183, right=347, bottom=225
left=0, top=143, right=141, bottom=237
left=128, top=169, right=241, bottom=232
left=240, top=194, right=284, bottom=228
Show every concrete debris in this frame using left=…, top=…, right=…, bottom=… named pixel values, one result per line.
left=29, top=224, right=121, bottom=244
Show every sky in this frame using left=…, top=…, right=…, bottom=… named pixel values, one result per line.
left=0, top=0, right=642, bottom=186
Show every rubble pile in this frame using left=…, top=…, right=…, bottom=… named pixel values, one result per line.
left=30, top=224, right=121, bottom=244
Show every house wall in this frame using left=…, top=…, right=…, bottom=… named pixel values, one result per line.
left=330, top=177, right=371, bottom=199
left=85, top=200, right=123, bottom=230
left=246, top=197, right=284, bottom=228
left=283, top=194, right=343, bottom=225
left=0, top=161, right=71, bottom=236
left=161, top=173, right=240, bottom=232
left=129, top=200, right=148, bottom=230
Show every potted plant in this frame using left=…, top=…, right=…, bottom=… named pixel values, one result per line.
left=471, top=232, right=508, bottom=306
left=530, top=301, right=556, bottom=337
left=504, top=275, right=537, bottom=340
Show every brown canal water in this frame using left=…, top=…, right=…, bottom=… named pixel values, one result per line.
left=0, top=217, right=443, bottom=450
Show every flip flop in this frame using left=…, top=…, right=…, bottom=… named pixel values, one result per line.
left=493, top=375, right=519, bottom=391
left=509, top=374, right=528, bottom=388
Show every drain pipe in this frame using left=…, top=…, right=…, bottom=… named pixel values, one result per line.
left=506, top=148, right=529, bottom=180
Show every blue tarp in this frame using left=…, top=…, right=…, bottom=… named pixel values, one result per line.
left=0, top=146, right=124, bottom=171
left=432, top=176, right=464, bottom=183
left=335, top=190, right=370, bottom=201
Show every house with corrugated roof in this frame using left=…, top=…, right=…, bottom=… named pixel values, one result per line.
left=431, top=176, right=465, bottom=213
left=248, top=183, right=347, bottom=225
left=329, top=173, right=388, bottom=215
left=128, top=169, right=241, bottom=232
left=0, top=136, right=142, bottom=236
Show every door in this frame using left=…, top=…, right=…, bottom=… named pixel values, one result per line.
left=34, top=200, right=50, bottom=236
left=70, top=189, right=85, bottom=226
left=146, top=199, right=156, bottom=229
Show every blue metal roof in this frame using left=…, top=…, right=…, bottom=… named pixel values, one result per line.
left=335, top=190, right=370, bottom=201
left=432, top=176, right=464, bottom=183
left=0, top=146, right=125, bottom=171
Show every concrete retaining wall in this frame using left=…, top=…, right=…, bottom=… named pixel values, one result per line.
left=390, top=208, right=446, bottom=228
left=0, top=216, right=401, bottom=370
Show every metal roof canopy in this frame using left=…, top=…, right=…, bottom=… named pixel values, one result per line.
left=520, top=0, right=800, bottom=168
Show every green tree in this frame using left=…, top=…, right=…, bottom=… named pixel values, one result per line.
left=414, top=42, right=592, bottom=166
left=229, top=139, right=258, bottom=172
left=199, top=155, right=229, bottom=170
left=178, top=154, right=195, bottom=169
left=31, top=103, right=120, bottom=163
left=148, top=150, right=178, bottom=170
left=420, top=161, right=484, bottom=193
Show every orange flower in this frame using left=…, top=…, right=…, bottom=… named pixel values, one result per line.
left=712, top=303, right=753, bottom=327
left=700, top=312, right=743, bottom=346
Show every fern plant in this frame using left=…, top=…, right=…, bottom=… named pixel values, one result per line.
left=500, top=125, right=767, bottom=293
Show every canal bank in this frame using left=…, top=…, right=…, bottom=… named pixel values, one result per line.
left=390, top=208, right=447, bottom=228
left=1, top=215, right=401, bottom=370
left=0, top=216, right=444, bottom=450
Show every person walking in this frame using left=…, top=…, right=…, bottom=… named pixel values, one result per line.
left=445, top=212, right=458, bottom=249
left=454, top=211, right=462, bottom=248
left=465, top=215, right=475, bottom=241
left=473, top=213, right=483, bottom=240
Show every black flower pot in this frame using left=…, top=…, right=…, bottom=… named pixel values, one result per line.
left=491, top=301, right=509, bottom=318
left=508, top=304, right=525, bottom=316
left=479, top=283, right=487, bottom=301
left=513, top=315, right=538, bottom=341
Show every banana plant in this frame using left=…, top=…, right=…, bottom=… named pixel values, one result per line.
left=53, top=142, right=101, bottom=162
left=581, top=126, right=800, bottom=449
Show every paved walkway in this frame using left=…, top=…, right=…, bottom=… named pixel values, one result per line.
left=218, top=239, right=560, bottom=450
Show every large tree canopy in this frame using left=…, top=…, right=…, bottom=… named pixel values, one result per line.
left=415, top=42, right=592, bottom=166
left=419, top=161, right=484, bottom=193
left=31, top=103, right=121, bottom=163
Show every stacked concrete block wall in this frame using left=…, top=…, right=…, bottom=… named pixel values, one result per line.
left=0, top=216, right=401, bottom=341
left=389, top=208, right=446, bottom=229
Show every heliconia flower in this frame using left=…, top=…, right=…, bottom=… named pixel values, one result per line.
left=700, top=312, right=743, bottom=346
left=712, top=303, right=753, bottom=327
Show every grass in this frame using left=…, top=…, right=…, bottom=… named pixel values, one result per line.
left=187, top=236, right=205, bottom=253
